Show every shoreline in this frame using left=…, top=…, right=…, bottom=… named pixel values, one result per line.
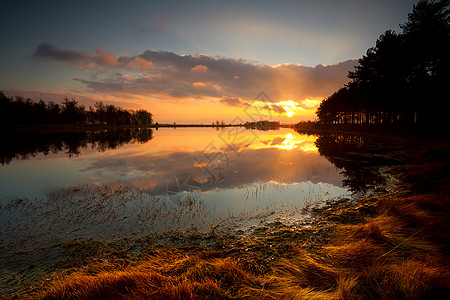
left=0, top=123, right=294, bottom=135
left=0, top=123, right=241, bottom=133
left=293, top=122, right=448, bottom=141
left=2, top=122, right=442, bottom=139
left=5, top=139, right=449, bottom=299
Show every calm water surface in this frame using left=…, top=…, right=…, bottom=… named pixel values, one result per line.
left=0, top=128, right=351, bottom=245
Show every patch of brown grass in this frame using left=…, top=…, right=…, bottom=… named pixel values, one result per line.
left=33, top=193, right=450, bottom=300
left=276, top=246, right=339, bottom=290
left=36, top=248, right=259, bottom=299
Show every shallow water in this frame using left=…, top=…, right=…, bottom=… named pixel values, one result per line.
left=0, top=128, right=350, bottom=243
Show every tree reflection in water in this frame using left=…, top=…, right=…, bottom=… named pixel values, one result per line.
left=1, top=128, right=407, bottom=195
left=313, top=133, right=405, bottom=195
left=0, top=128, right=153, bottom=165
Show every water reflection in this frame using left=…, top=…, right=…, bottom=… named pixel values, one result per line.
left=0, top=128, right=405, bottom=206
left=312, top=133, right=405, bottom=194
left=1, top=127, right=409, bottom=248
left=0, top=128, right=351, bottom=236
left=0, top=128, right=154, bottom=165
left=255, top=133, right=318, bottom=151
left=77, top=130, right=345, bottom=196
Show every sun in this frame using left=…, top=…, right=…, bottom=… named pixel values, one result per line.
left=275, top=100, right=302, bottom=117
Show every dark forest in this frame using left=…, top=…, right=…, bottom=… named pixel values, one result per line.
left=316, top=0, right=450, bottom=127
left=0, top=92, right=153, bottom=126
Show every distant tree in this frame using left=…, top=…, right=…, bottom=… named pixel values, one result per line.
left=0, top=92, right=153, bottom=127
left=94, top=101, right=107, bottom=125
left=61, top=97, right=85, bottom=124
left=134, top=109, right=152, bottom=126
left=400, top=0, right=450, bottom=124
left=0, top=91, right=11, bottom=125
left=401, top=0, right=450, bottom=82
left=47, top=101, right=61, bottom=124
left=105, top=104, right=118, bottom=125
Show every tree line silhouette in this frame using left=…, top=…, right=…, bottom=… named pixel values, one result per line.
left=244, top=120, right=281, bottom=130
left=317, top=0, right=450, bottom=126
left=0, top=91, right=153, bottom=126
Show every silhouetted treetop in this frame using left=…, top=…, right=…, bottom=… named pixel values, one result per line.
left=317, top=0, right=450, bottom=127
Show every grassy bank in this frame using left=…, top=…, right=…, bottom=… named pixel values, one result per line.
left=9, top=142, right=450, bottom=299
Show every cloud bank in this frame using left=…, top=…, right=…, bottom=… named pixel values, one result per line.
left=33, top=42, right=357, bottom=107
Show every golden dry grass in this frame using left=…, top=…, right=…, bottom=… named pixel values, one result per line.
left=31, top=191, right=449, bottom=300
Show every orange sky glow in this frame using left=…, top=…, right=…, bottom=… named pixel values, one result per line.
left=1, top=1, right=418, bottom=124
left=3, top=43, right=357, bottom=124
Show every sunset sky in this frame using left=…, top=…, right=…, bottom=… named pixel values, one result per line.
left=1, top=0, right=418, bottom=123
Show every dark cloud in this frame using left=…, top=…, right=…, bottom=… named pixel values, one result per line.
left=219, top=96, right=249, bottom=107
left=261, top=104, right=286, bottom=114
left=271, top=105, right=287, bottom=114
left=33, top=42, right=357, bottom=103
left=33, top=42, right=92, bottom=62
left=33, top=42, right=152, bottom=69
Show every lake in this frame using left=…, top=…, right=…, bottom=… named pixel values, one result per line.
left=0, top=126, right=408, bottom=293
left=0, top=127, right=353, bottom=241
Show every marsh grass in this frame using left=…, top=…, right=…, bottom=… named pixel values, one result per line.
left=7, top=143, right=450, bottom=299
left=26, top=191, right=449, bottom=299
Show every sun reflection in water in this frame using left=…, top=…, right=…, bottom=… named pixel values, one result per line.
left=254, top=133, right=318, bottom=152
